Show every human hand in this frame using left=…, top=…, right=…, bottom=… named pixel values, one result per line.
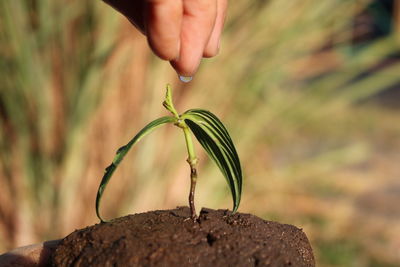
left=0, top=240, right=60, bottom=267
left=103, top=0, right=227, bottom=79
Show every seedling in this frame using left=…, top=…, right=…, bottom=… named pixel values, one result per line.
left=95, top=85, right=242, bottom=222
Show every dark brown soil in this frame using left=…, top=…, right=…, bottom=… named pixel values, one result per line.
left=52, top=207, right=315, bottom=266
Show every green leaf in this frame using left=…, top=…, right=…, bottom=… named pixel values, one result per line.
left=95, top=116, right=176, bottom=222
left=181, top=109, right=242, bottom=212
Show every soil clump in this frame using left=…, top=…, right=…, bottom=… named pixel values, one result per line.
left=52, top=207, right=315, bottom=266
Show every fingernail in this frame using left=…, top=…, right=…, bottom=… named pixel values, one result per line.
left=179, top=75, right=193, bottom=83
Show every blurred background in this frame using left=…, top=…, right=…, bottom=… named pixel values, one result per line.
left=1, top=0, right=400, bottom=266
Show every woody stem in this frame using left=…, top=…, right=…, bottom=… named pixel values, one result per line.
left=182, top=125, right=198, bottom=221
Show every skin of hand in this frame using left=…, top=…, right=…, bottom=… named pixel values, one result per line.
left=103, top=0, right=228, bottom=77
left=0, top=240, right=60, bottom=267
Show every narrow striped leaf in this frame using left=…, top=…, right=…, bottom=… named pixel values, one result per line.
left=95, top=116, right=176, bottom=222
left=182, top=109, right=242, bottom=212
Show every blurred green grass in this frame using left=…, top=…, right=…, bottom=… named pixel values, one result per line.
left=1, top=0, right=400, bottom=266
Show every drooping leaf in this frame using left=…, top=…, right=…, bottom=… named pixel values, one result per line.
left=95, top=116, right=176, bottom=222
left=181, top=109, right=242, bottom=212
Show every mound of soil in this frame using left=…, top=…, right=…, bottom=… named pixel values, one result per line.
left=52, top=207, right=314, bottom=266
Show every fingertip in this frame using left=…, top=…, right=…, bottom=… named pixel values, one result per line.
left=170, top=57, right=201, bottom=77
left=203, top=41, right=220, bottom=58
left=203, top=0, right=226, bottom=58
left=148, top=38, right=180, bottom=61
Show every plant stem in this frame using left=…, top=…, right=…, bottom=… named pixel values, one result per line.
left=163, top=86, right=198, bottom=220
left=182, top=124, right=198, bottom=221
left=188, top=162, right=198, bottom=220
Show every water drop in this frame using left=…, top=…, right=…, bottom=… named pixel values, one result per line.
left=179, top=75, right=192, bottom=83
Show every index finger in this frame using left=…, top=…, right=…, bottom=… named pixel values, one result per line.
left=145, top=0, right=183, bottom=61
left=171, top=0, right=218, bottom=76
